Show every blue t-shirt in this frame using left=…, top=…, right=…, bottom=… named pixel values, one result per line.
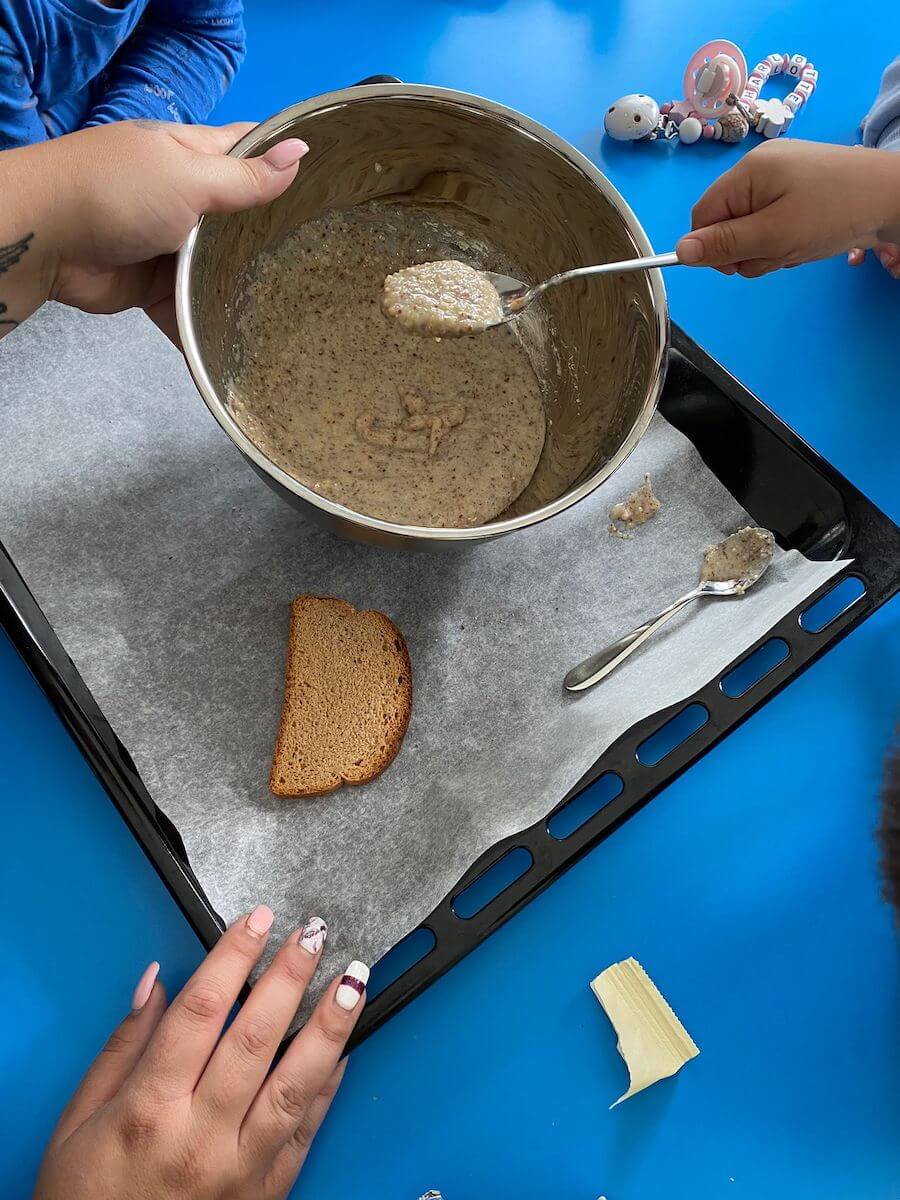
left=0, top=0, right=245, bottom=148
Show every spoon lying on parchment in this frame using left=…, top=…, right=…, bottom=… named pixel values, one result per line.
left=382, top=251, right=680, bottom=338
left=563, top=527, right=776, bottom=693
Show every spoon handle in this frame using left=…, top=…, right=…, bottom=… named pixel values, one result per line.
left=563, top=586, right=704, bottom=693
left=530, top=251, right=680, bottom=305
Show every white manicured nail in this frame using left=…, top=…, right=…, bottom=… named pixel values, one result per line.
left=336, top=960, right=369, bottom=1010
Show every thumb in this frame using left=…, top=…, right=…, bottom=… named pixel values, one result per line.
left=193, top=137, right=309, bottom=215
left=676, top=207, right=785, bottom=269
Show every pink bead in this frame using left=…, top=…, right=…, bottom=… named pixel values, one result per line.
left=784, top=91, right=804, bottom=112
left=748, top=74, right=765, bottom=90
left=796, top=80, right=815, bottom=100
left=755, top=61, right=772, bottom=79
left=702, top=122, right=715, bottom=139
left=767, top=53, right=785, bottom=74
left=742, top=81, right=759, bottom=97
left=740, top=88, right=758, bottom=104
left=801, top=67, right=818, bottom=87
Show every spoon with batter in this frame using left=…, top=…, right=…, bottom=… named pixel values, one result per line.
left=563, top=527, right=775, bottom=693
left=382, top=251, right=680, bottom=337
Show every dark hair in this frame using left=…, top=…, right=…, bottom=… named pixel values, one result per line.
left=879, top=736, right=900, bottom=918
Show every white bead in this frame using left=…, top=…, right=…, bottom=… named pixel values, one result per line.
left=743, top=81, right=759, bottom=97
left=755, top=96, right=791, bottom=138
left=796, top=80, right=815, bottom=100
left=787, top=54, right=807, bottom=78
left=604, top=93, right=661, bottom=141
left=801, top=66, right=818, bottom=85
left=678, top=116, right=703, bottom=144
left=766, top=53, right=785, bottom=74
left=755, top=61, right=772, bottom=79
left=784, top=91, right=804, bottom=113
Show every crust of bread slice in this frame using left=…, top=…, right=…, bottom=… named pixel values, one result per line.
left=269, top=595, right=412, bottom=798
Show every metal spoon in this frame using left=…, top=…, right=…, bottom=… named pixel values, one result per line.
left=563, top=528, right=775, bottom=693
left=485, top=250, right=680, bottom=328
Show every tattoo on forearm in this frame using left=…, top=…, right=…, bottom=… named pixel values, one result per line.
left=0, top=232, right=35, bottom=328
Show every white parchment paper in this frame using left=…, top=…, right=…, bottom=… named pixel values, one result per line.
left=0, top=305, right=847, bottom=1014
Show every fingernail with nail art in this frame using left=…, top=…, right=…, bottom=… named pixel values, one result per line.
left=336, top=961, right=369, bottom=1010
left=131, top=961, right=160, bottom=1013
left=299, top=916, right=327, bottom=956
left=246, top=904, right=274, bottom=937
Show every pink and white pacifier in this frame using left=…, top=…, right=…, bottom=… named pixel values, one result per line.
left=684, top=40, right=748, bottom=119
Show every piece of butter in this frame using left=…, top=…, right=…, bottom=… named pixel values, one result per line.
left=590, top=957, right=699, bottom=1108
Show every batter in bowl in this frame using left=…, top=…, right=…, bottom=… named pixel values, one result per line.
left=228, top=205, right=547, bottom=528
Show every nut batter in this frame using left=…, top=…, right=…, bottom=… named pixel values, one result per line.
left=609, top=473, right=660, bottom=535
left=229, top=206, right=546, bottom=528
left=382, top=259, right=504, bottom=337
left=700, top=527, right=775, bottom=589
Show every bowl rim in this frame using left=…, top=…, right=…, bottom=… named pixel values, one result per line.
left=175, top=82, right=669, bottom=543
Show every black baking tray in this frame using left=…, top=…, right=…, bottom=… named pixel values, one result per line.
left=2, top=321, right=897, bottom=1049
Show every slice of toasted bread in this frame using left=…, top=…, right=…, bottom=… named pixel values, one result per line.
left=269, top=595, right=412, bottom=798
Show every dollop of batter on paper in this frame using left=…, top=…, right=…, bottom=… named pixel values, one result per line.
left=609, top=473, right=660, bottom=538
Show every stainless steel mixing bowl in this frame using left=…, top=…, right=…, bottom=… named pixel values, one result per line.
left=176, top=83, right=668, bottom=548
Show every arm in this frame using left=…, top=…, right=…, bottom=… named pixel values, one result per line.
left=82, top=0, right=245, bottom=127
left=0, top=120, right=306, bottom=342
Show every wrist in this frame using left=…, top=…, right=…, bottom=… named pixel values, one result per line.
left=0, top=141, right=68, bottom=323
left=872, top=147, right=900, bottom=243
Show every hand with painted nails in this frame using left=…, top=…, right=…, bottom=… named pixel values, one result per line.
left=676, top=139, right=900, bottom=278
left=34, top=909, right=369, bottom=1200
left=0, top=120, right=308, bottom=342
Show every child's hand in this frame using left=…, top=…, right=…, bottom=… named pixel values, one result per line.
left=34, top=910, right=366, bottom=1200
left=847, top=242, right=900, bottom=278
left=676, top=139, right=900, bottom=277
left=1, top=121, right=307, bottom=340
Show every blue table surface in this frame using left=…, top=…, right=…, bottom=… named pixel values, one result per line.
left=3, top=4, right=899, bottom=1198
